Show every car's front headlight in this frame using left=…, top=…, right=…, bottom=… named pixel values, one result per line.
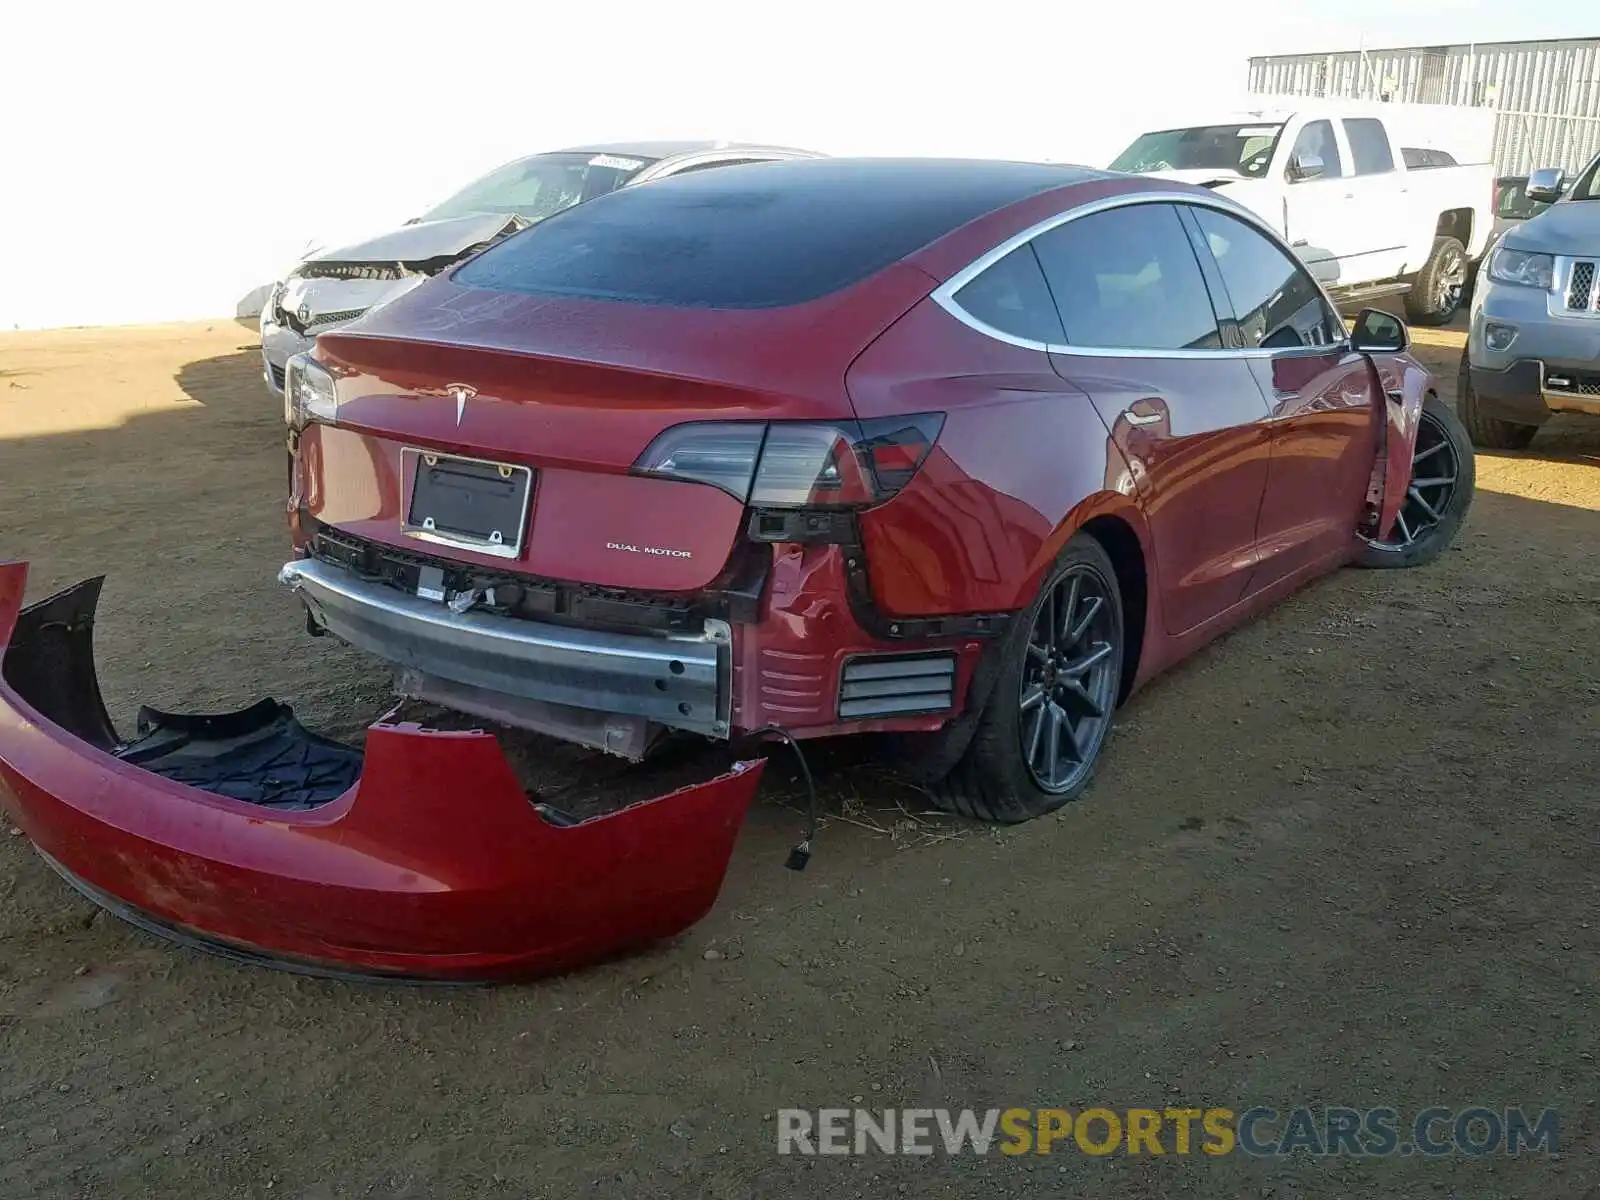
left=1486, top=246, right=1554, bottom=290
left=283, top=353, right=338, bottom=429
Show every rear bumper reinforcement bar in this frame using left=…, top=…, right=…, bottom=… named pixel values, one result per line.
left=279, top=557, right=731, bottom=738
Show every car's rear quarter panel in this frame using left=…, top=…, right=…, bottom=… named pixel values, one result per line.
left=846, top=297, right=1143, bottom=616
left=835, top=174, right=1188, bottom=618
left=730, top=543, right=987, bottom=735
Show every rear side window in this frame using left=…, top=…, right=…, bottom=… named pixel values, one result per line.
left=1191, top=208, right=1343, bottom=349
left=951, top=245, right=1065, bottom=345
left=1343, top=119, right=1395, bottom=175
left=1031, top=204, right=1223, bottom=351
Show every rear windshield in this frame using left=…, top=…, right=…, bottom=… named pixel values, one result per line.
left=1403, top=147, right=1458, bottom=169
left=453, top=159, right=1080, bottom=309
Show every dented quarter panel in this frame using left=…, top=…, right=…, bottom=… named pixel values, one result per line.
left=728, top=542, right=985, bottom=735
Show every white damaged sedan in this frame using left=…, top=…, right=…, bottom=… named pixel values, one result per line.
left=260, top=140, right=822, bottom=397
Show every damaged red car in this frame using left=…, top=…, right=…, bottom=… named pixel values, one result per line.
left=0, top=158, right=1474, bottom=980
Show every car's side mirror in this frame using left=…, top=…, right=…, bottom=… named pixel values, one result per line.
left=1287, top=152, right=1326, bottom=182
left=1350, top=308, right=1409, bottom=353
left=1526, top=167, right=1565, bottom=204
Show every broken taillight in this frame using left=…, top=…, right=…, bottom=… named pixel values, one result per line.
left=632, top=415, right=944, bottom=508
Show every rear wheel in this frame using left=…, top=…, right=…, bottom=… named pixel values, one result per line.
left=1357, top=391, right=1476, bottom=569
left=1456, top=353, right=1538, bottom=450
left=928, top=535, right=1123, bottom=823
left=1405, top=236, right=1468, bottom=326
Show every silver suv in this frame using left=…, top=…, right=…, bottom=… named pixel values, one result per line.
left=1461, top=152, right=1600, bottom=448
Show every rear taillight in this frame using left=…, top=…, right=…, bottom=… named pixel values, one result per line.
left=631, top=423, right=769, bottom=500
left=633, top=415, right=944, bottom=507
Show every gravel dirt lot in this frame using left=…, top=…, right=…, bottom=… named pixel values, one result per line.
left=0, top=319, right=1597, bottom=1199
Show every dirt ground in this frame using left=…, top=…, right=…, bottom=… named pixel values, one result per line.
left=0, top=318, right=1596, bottom=1199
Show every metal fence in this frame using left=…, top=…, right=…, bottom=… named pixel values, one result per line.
left=1249, top=38, right=1600, bottom=176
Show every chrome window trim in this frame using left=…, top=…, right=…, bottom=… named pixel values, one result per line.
left=931, top=189, right=1351, bottom=360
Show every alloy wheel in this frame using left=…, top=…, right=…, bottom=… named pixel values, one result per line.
left=1372, top=409, right=1461, bottom=551
left=1017, top=565, right=1119, bottom=794
left=1435, top=245, right=1466, bottom=313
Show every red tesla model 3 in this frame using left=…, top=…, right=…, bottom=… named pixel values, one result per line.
left=278, top=157, right=1473, bottom=820
left=0, top=158, right=1474, bottom=980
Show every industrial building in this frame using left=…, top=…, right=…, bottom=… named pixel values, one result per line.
left=1249, top=36, right=1600, bottom=176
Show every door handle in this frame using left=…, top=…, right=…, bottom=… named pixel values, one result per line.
left=1343, top=192, right=1355, bottom=200
left=1124, top=410, right=1163, bottom=426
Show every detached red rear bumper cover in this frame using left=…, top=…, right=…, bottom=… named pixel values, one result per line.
left=0, top=562, right=765, bottom=982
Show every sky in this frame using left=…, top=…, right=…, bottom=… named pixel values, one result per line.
left=0, top=0, right=1595, bottom=329
left=1252, top=0, right=1593, bottom=55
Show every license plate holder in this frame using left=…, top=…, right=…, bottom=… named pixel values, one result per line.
left=403, top=449, right=532, bottom=559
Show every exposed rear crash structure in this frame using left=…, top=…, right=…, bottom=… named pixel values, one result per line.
left=0, top=563, right=765, bottom=982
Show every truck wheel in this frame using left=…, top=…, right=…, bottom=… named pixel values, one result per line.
left=926, top=535, right=1123, bottom=823
left=1404, top=236, right=1468, bottom=326
left=1358, top=391, right=1476, bottom=569
left=1456, top=353, right=1538, bottom=450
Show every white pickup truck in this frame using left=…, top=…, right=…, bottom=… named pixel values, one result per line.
left=1109, top=100, right=1497, bottom=324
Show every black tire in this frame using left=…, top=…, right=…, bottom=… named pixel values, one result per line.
left=927, top=534, right=1124, bottom=823
left=1404, top=235, right=1468, bottom=326
left=1357, top=391, right=1476, bottom=569
left=1455, top=352, right=1538, bottom=451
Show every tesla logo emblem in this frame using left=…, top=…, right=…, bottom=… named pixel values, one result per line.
left=446, top=383, right=477, bottom=426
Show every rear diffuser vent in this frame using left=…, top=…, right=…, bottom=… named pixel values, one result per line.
left=837, top=653, right=956, bottom=719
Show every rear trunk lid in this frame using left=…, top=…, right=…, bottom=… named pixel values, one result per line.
left=304, top=263, right=935, bottom=592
